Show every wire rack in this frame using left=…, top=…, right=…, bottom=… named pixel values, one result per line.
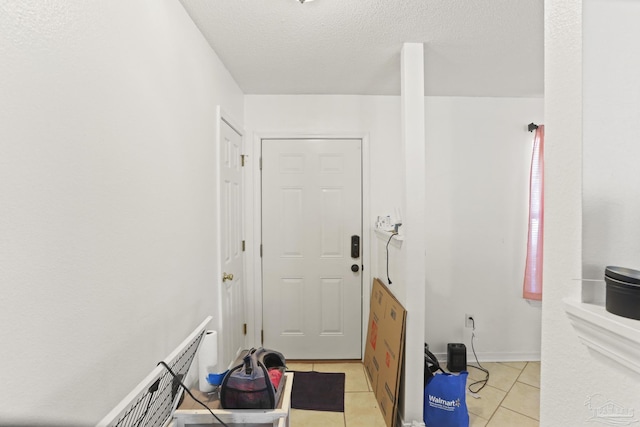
left=97, top=317, right=212, bottom=427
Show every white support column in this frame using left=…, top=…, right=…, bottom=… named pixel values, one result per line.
left=400, top=43, right=426, bottom=425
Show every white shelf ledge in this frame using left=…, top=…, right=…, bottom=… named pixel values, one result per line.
left=374, top=229, right=404, bottom=247
left=564, top=298, right=640, bottom=375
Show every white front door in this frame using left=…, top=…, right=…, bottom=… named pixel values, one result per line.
left=219, top=116, right=245, bottom=367
left=261, top=139, right=362, bottom=359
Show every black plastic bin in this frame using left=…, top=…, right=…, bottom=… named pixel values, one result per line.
left=605, top=266, right=640, bottom=321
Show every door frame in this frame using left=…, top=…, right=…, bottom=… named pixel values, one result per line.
left=244, top=131, right=371, bottom=359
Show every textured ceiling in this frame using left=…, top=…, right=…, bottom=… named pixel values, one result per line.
left=179, top=0, right=543, bottom=97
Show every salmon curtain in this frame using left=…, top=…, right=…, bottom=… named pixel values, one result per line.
left=523, top=125, right=544, bottom=301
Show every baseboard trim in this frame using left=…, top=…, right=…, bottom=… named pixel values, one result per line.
left=432, top=351, right=541, bottom=364
left=397, top=413, right=425, bottom=427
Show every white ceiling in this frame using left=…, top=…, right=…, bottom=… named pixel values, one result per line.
left=179, top=0, right=544, bottom=97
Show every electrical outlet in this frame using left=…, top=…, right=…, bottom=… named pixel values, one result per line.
left=465, top=314, right=474, bottom=328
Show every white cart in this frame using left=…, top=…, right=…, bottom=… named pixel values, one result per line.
left=170, top=372, right=293, bottom=427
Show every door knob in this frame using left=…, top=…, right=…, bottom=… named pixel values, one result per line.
left=223, top=272, right=234, bottom=282
left=351, top=264, right=360, bottom=273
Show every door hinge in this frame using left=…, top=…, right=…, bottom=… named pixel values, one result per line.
left=241, top=154, right=246, bottom=167
left=260, top=244, right=263, bottom=257
left=243, top=323, right=247, bottom=335
left=242, top=240, right=245, bottom=252
left=261, top=329, right=264, bottom=345
left=259, top=157, right=262, bottom=170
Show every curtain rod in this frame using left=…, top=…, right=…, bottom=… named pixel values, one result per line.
left=528, top=123, right=539, bottom=132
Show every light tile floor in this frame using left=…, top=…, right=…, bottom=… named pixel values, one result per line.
left=287, top=360, right=540, bottom=427
left=466, top=361, right=540, bottom=427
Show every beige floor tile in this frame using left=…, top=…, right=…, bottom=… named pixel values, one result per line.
left=499, top=361, right=527, bottom=370
left=486, top=407, right=539, bottom=427
left=286, top=362, right=314, bottom=372
left=466, top=385, right=506, bottom=420
left=314, top=362, right=369, bottom=392
left=517, top=362, right=541, bottom=388
left=469, top=412, right=489, bottom=427
left=344, top=392, right=387, bottom=427
left=467, top=362, right=521, bottom=392
left=500, top=382, right=540, bottom=420
left=290, top=408, right=345, bottom=427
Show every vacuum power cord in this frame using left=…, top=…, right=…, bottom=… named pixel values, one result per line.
left=466, top=318, right=489, bottom=394
left=386, top=232, right=397, bottom=284
left=158, top=361, right=230, bottom=427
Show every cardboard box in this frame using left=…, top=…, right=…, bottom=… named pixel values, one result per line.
left=364, top=278, right=407, bottom=427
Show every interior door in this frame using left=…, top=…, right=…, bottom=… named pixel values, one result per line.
left=219, top=117, right=245, bottom=367
left=262, top=138, right=362, bottom=359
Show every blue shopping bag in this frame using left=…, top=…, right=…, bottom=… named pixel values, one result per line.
left=423, top=371, right=469, bottom=427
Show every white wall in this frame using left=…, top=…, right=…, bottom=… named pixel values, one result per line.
left=541, top=0, right=640, bottom=424
left=583, top=0, right=640, bottom=300
left=423, top=97, right=543, bottom=360
left=0, top=1, right=243, bottom=425
left=246, top=95, right=542, bottom=362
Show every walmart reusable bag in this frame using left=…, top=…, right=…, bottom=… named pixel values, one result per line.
left=423, top=371, right=469, bottom=427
